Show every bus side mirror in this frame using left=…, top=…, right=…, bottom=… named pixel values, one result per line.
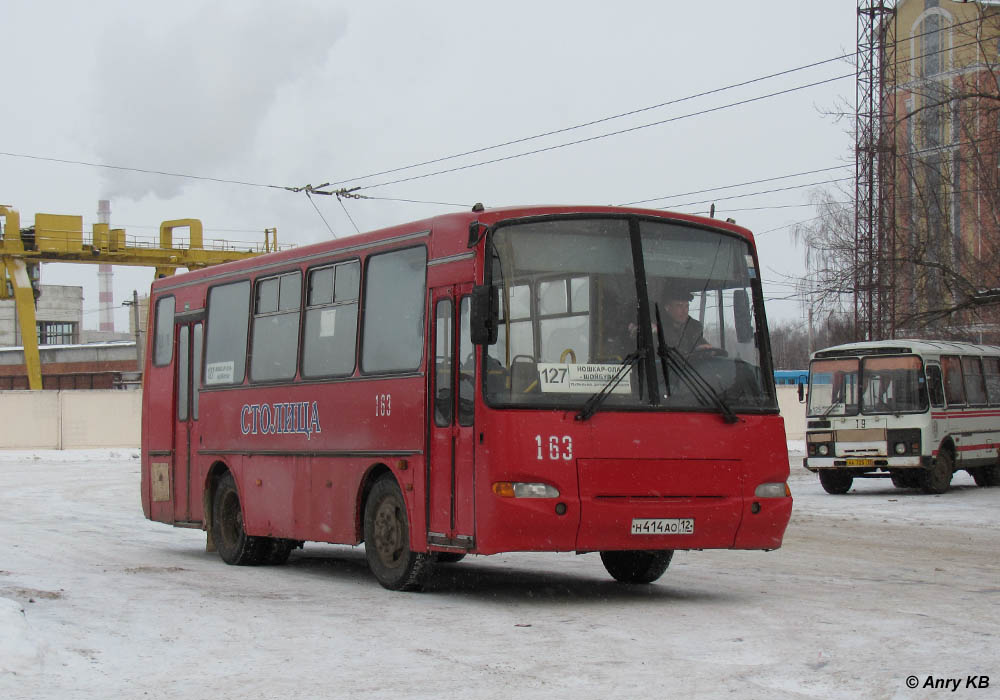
left=470, top=284, right=499, bottom=345
left=798, top=382, right=805, bottom=403
left=734, top=289, right=753, bottom=343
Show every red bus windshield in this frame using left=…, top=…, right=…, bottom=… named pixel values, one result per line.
left=484, top=217, right=774, bottom=413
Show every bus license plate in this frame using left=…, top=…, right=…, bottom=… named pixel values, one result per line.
left=846, top=458, right=874, bottom=466
left=631, top=518, right=694, bottom=535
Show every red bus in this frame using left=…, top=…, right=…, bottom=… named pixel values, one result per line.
left=141, top=205, right=792, bottom=590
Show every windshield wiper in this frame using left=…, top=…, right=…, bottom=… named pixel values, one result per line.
left=575, top=348, right=646, bottom=421
left=654, top=304, right=739, bottom=424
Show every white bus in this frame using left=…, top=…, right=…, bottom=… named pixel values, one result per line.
left=803, top=340, right=1000, bottom=494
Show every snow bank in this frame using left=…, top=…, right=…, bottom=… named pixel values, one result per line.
left=0, top=597, right=44, bottom=677
left=0, top=449, right=139, bottom=464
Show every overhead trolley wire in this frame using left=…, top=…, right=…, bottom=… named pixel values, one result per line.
left=619, top=164, right=853, bottom=207
left=323, top=15, right=991, bottom=188
left=349, top=74, right=854, bottom=192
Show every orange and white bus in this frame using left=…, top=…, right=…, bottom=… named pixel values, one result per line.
left=804, top=339, right=1000, bottom=494
left=141, top=205, right=792, bottom=590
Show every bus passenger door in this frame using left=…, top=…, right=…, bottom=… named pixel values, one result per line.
left=172, top=320, right=203, bottom=523
left=427, top=286, right=476, bottom=549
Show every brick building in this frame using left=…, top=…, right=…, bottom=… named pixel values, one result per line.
left=885, top=0, right=1000, bottom=340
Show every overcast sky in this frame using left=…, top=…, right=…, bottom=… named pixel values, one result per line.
left=0, top=0, right=858, bottom=331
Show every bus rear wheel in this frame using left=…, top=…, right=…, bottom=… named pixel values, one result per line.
left=212, top=472, right=263, bottom=566
left=363, top=477, right=433, bottom=591
left=600, top=550, right=673, bottom=584
left=922, top=450, right=954, bottom=494
left=819, top=470, right=852, bottom=494
left=971, top=464, right=1000, bottom=487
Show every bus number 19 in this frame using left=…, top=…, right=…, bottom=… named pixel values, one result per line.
left=535, top=435, right=572, bottom=461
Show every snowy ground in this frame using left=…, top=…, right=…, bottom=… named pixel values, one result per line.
left=1, top=447, right=997, bottom=700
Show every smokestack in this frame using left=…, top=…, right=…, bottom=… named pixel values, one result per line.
left=97, top=200, right=114, bottom=332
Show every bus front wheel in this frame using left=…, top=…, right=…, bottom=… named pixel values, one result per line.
left=819, top=470, right=852, bottom=494
left=363, top=477, right=433, bottom=591
left=600, top=550, right=673, bottom=584
left=212, top=472, right=263, bottom=566
left=923, top=450, right=954, bottom=494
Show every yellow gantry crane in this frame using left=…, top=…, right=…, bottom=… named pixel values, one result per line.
left=0, top=204, right=280, bottom=389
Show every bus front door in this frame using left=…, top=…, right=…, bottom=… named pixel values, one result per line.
left=172, top=320, right=203, bottom=524
left=427, top=287, right=476, bottom=550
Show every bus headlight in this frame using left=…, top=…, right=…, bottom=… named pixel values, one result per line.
left=754, top=482, right=790, bottom=498
left=894, top=442, right=907, bottom=455
left=817, top=444, right=830, bottom=456
left=492, top=482, right=560, bottom=498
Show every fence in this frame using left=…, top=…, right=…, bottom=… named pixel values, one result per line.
left=0, top=390, right=141, bottom=449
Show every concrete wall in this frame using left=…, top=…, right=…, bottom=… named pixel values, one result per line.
left=0, top=390, right=141, bottom=449
left=777, top=385, right=807, bottom=441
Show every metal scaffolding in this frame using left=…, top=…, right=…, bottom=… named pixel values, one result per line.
left=855, top=0, right=898, bottom=340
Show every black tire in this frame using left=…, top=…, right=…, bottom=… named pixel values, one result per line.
left=363, top=477, right=433, bottom=591
left=258, top=538, right=295, bottom=565
left=923, top=449, right=954, bottom=494
left=890, top=470, right=922, bottom=489
left=971, top=464, right=1000, bottom=487
left=600, top=550, right=673, bottom=584
left=819, top=469, right=853, bottom=494
left=212, top=472, right=263, bottom=565
left=434, top=552, right=467, bottom=564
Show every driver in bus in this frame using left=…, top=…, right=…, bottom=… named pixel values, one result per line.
left=659, top=286, right=712, bottom=355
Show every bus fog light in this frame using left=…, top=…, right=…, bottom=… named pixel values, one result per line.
left=754, top=482, right=789, bottom=498
left=492, top=482, right=560, bottom=498
left=817, top=444, right=830, bottom=456
left=894, top=442, right=907, bottom=455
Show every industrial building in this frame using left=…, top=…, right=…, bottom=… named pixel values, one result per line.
left=0, top=281, right=144, bottom=389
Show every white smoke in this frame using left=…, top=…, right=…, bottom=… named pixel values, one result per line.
left=92, top=1, right=347, bottom=201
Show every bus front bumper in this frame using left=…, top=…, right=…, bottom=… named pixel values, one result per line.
left=803, top=455, right=933, bottom=472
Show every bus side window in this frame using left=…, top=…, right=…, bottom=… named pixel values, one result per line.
left=250, top=271, right=302, bottom=382
left=983, top=357, right=1000, bottom=406
left=362, top=246, right=427, bottom=373
left=962, top=356, right=988, bottom=406
left=302, top=260, right=360, bottom=378
left=204, top=280, right=251, bottom=385
left=941, top=356, right=966, bottom=406
left=153, top=296, right=175, bottom=367
left=926, top=364, right=945, bottom=408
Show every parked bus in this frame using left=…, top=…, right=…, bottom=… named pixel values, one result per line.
left=141, top=205, right=792, bottom=590
left=774, top=370, right=808, bottom=387
left=803, top=339, right=1000, bottom=494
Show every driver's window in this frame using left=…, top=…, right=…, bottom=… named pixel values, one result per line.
left=434, top=300, right=453, bottom=427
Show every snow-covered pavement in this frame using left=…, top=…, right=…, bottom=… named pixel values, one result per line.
left=1, top=449, right=997, bottom=699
